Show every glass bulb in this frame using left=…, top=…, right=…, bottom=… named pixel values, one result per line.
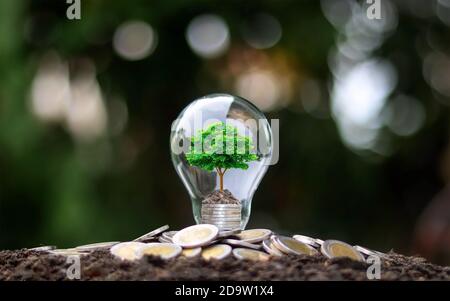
left=170, top=94, right=273, bottom=230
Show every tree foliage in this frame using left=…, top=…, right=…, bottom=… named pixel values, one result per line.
left=185, top=122, right=259, bottom=172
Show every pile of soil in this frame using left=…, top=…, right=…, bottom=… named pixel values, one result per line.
left=1, top=249, right=449, bottom=281
left=202, top=189, right=240, bottom=205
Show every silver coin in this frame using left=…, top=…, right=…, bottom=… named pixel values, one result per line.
left=354, top=245, right=387, bottom=259
left=221, top=239, right=262, bottom=250
left=293, top=235, right=320, bottom=248
left=76, top=241, right=120, bottom=251
left=49, top=249, right=89, bottom=257
left=315, top=238, right=324, bottom=245
left=162, top=231, right=178, bottom=240
left=321, top=240, right=365, bottom=262
left=272, top=236, right=318, bottom=256
left=207, top=221, right=241, bottom=226
left=218, top=229, right=241, bottom=238
left=158, top=236, right=173, bottom=243
left=202, top=212, right=241, bottom=216
left=262, top=239, right=283, bottom=256
left=133, top=225, right=170, bottom=242
left=202, top=218, right=241, bottom=223
left=201, top=212, right=241, bottom=216
left=202, top=219, right=241, bottom=224
left=29, top=246, right=56, bottom=252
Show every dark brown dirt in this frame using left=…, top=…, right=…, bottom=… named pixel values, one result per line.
left=202, top=189, right=240, bottom=205
left=1, top=249, right=449, bottom=281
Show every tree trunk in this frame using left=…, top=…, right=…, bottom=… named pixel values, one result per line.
left=219, top=172, right=224, bottom=191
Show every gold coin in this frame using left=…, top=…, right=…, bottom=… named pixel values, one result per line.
left=137, top=243, right=182, bottom=260
left=110, top=242, right=146, bottom=261
left=181, top=247, right=202, bottom=258
left=235, top=229, right=272, bottom=243
left=272, top=236, right=318, bottom=256
left=321, top=240, right=364, bottom=262
left=172, top=224, right=219, bottom=248
left=201, top=244, right=232, bottom=260
left=232, top=248, right=270, bottom=261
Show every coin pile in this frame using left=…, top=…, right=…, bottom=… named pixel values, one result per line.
left=29, top=224, right=387, bottom=263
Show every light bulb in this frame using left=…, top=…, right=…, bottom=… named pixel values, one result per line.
left=170, top=94, right=273, bottom=230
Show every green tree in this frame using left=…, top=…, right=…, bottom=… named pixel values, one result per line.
left=186, top=122, right=259, bottom=191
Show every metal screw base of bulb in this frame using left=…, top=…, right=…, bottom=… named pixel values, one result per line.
left=201, top=204, right=241, bottom=230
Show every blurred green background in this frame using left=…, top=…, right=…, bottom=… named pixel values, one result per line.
left=1, top=0, right=450, bottom=264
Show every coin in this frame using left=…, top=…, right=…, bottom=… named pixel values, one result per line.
left=158, top=236, right=173, bottom=243
left=110, top=242, right=146, bottom=261
left=321, top=240, right=365, bottom=262
left=293, top=235, right=320, bottom=248
left=162, top=231, right=178, bottom=240
left=201, top=244, right=232, bottom=260
left=181, top=247, right=202, bottom=258
left=235, top=229, right=272, bottom=243
left=202, top=215, right=241, bottom=220
left=221, top=239, right=262, bottom=250
left=172, top=224, right=219, bottom=248
left=272, top=236, right=318, bottom=256
left=202, top=220, right=241, bottom=225
left=233, top=248, right=270, bottom=261
left=315, top=238, right=324, bottom=245
left=354, top=245, right=387, bottom=259
left=133, top=225, right=170, bottom=242
left=49, top=249, right=89, bottom=257
left=75, top=241, right=120, bottom=251
left=218, top=229, right=242, bottom=238
left=262, top=239, right=283, bottom=256
left=137, top=243, right=182, bottom=260
left=30, top=245, right=56, bottom=252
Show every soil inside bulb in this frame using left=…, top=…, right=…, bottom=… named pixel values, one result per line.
left=202, top=189, right=240, bottom=204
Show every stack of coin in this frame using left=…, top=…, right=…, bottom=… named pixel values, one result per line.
left=201, top=204, right=241, bottom=230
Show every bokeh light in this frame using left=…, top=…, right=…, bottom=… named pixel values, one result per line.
left=384, top=95, right=425, bottom=137
left=186, top=14, right=230, bottom=59
left=331, top=59, right=397, bottom=150
left=113, top=21, right=157, bottom=61
left=30, top=53, right=70, bottom=122
left=66, top=74, right=108, bottom=142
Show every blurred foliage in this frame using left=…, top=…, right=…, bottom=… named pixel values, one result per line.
left=1, top=0, right=450, bottom=264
